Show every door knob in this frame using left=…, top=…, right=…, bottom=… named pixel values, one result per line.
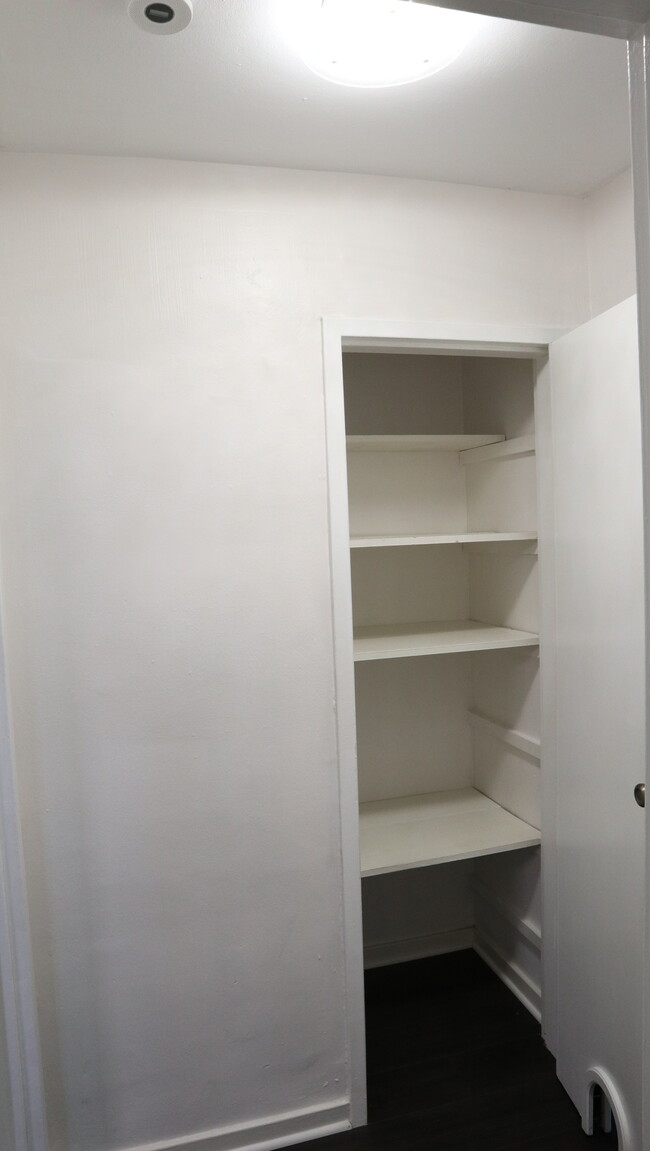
left=634, top=783, right=645, bottom=808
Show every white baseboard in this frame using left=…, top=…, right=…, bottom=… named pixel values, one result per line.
left=364, top=927, right=474, bottom=969
left=473, top=879, right=541, bottom=948
left=118, top=1099, right=351, bottom=1151
left=474, top=933, right=542, bottom=1022
left=473, top=875, right=542, bottom=1021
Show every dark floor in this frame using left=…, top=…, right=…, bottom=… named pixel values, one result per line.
left=295, top=950, right=618, bottom=1151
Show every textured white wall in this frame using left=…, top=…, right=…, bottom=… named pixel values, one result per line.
left=584, top=168, right=637, bottom=316
left=0, top=153, right=589, bottom=1151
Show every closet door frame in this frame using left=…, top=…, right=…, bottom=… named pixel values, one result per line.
left=322, top=317, right=561, bottom=1125
left=627, top=27, right=650, bottom=1149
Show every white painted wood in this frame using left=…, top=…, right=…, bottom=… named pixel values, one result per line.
left=629, top=30, right=650, bottom=1151
left=321, top=320, right=368, bottom=1127
left=460, top=434, right=535, bottom=464
left=350, top=532, right=537, bottom=547
left=471, top=649, right=541, bottom=749
left=463, top=541, right=538, bottom=555
left=473, top=877, right=541, bottom=948
left=344, top=341, right=550, bottom=356
left=467, top=710, right=541, bottom=759
left=359, top=788, right=540, bottom=876
left=473, top=740, right=541, bottom=829
left=473, top=933, right=542, bottom=1022
left=533, top=351, right=560, bottom=1057
left=470, top=603, right=541, bottom=990
left=336, top=321, right=563, bottom=354
left=474, top=886, right=543, bottom=998
left=473, top=846, right=542, bottom=992
left=354, top=620, right=539, bottom=661
left=548, top=297, right=644, bottom=1150
left=346, top=434, right=504, bottom=452
left=363, top=927, right=474, bottom=969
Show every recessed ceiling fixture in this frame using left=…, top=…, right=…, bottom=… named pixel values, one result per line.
left=128, top=0, right=193, bottom=34
left=293, top=0, right=475, bottom=89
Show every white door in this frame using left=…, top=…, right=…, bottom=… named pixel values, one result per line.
left=0, top=1000, right=14, bottom=1151
left=547, top=296, right=645, bottom=1151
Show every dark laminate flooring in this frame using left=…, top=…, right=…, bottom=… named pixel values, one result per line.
left=295, top=950, right=618, bottom=1151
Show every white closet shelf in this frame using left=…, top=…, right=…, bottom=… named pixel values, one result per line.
left=350, top=531, right=537, bottom=548
left=460, top=434, right=535, bottom=464
left=346, top=434, right=504, bottom=452
left=353, top=620, right=539, bottom=661
left=359, top=787, right=540, bottom=876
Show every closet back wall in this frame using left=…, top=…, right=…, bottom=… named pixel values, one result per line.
left=0, top=153, right=633, bottom=1151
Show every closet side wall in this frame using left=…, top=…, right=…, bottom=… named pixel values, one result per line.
left=462, top=356, right=542, bottom=1017
left=0, top=153, right=589, bottom=1151
left=584, top=168, right=637, bottom=317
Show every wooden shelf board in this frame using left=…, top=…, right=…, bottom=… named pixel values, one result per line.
left=350, top=531, right=537, bottom=548
left=346, top=434, right=504, bottom=452
left=360, top=787, right=540, bottom=876
left=353, top=620, right=539, bottom=661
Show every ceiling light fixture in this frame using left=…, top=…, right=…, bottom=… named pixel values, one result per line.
left=293, top=0, right=475, bottom=89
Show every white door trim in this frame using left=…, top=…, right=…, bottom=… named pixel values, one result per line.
left=628, top=27, right=650, bottom=1150
left=321, top=316, right=562, bottom=1124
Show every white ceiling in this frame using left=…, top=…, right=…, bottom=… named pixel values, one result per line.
left=0, top=0, right=631, bottom=196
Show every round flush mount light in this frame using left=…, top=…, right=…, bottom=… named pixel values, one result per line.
left=128, top=0, right=193, bottom=34
left=293, top=0, right=474, bottom=89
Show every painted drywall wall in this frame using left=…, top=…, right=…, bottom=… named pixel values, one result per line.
left=584, top=168, right=637, bottom=316
left=0, top=153, right=590, bottom=1151
left=343, top=354, right=464, bottom=434
left=362, top=865, right=474, bottom=968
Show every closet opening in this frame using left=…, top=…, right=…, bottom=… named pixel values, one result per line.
left=346, top=347, right=542, bottom=977
left=323, top=319, right=558, bottom=1130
